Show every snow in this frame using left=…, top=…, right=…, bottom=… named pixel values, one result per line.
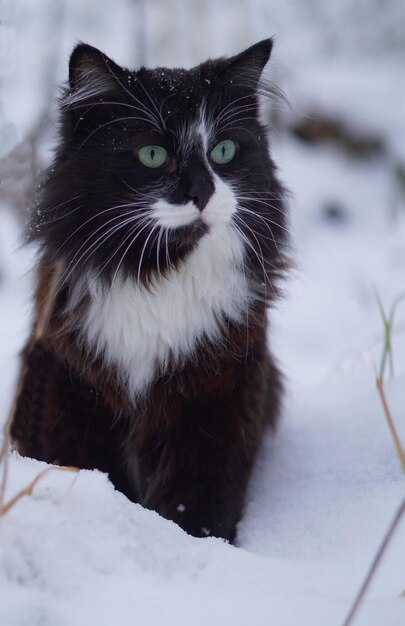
left=1, top=1, right=405, bottom=625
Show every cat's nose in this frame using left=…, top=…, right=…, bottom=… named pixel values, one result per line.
left=184, top=167, right=215, bottom=212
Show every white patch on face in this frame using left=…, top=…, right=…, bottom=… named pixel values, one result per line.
left=178, top=109, right=214, bottom=164
left=151, top=199, right=200, bottom=228
left=197, top=119, right=210, bottom=153
left=150, top=176, right=237, bottom=230
left=202, top=174, right=237, bottom=227
left=71, top=225, right=250, bottom=401
left=152, top=113, right=238, bottom=231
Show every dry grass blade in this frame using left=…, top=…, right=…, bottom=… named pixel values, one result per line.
left=0, top=429, right=10, bottom=506
left=375, top=291, right=405, bottom=474
left=341, top=497, right=405, bottom=626
left=0, top=259, right=65, bottom=507
left=0, top=256, right=78, bottom=518
left=376, top=290, right=405, bottom=381
left=341, top=292, right=405, bottom=626
left=0, top=465, right=79, bottom=517
left=0, top=364, right=26, bottom=506
left=376, top=378, right=405, bottom=474
left=375, top=291, right=393, bottom=381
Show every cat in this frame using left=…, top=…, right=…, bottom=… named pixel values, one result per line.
left=10, top=38, right=288, bottom=542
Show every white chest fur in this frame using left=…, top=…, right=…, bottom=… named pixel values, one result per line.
left=74, top=225, right=250, bottom=399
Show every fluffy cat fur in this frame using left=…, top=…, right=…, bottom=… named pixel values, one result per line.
left=11, top=38, right=288, bottom=542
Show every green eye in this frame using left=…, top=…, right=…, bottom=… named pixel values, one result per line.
left=138, top=145, right=168, bottom=168
left=210, top=140, right=237, bottom=165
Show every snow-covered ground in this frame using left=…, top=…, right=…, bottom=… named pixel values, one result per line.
left=1, top=2, right=404, bottom=625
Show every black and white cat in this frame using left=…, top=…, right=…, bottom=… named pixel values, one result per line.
left=11, top=39, right=288, bottom=542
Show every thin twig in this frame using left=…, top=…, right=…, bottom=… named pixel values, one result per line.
left=375, top=291, right=392, bottom=381
left=0, top=465, right=79, bottom=517
left=374, top=291, right=405, bottom=473
left=376, top=377, right=405, bottom=474
left=0, top=386, right=19, bottom=505
left=376, top=290, right=405, bottom=381
left=341, top=497, right=405, bottom=626
left=1, top=258, right=64, bottom=506
left=0, top=430, right=10, bottom=505
left=344, top=293, right=405, bottom=625
left=386, top=292, right=405, bottom=377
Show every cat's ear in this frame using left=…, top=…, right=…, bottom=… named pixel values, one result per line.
left=220, top=38, right=273, bottom=88
left=65, top=43, right=123, bottom=106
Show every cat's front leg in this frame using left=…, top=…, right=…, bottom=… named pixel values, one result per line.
left=141, top=394, right=267, bottom=543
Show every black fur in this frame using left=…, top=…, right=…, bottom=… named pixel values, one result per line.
left=13, top=39, right=289, bottom=543
left=32, top=39, right=287, bottom=289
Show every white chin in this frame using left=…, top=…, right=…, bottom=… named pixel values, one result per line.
left=151, top=175, right=237, bottom=230
left=151, top=200, right=200, bottom=228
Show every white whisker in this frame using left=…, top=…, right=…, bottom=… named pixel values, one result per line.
left=137, top=224, right=160, bottom=285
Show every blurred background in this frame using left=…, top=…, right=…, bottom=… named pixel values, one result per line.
left=0, top=0, right=404, bottom=394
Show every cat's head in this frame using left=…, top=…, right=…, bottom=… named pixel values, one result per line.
left=32, top=39, right=287, bottom=293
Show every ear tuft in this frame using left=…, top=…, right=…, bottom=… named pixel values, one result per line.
left=233, top=38, right=273, bottom=72
left=69, top=43, right=120, bottom=88
left=220, top=38, right=274, bottom=88
left=63, top=43, right=124, bottom=110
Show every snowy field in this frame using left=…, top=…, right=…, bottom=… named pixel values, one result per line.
left=1, top=1, right=404, bottom=625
